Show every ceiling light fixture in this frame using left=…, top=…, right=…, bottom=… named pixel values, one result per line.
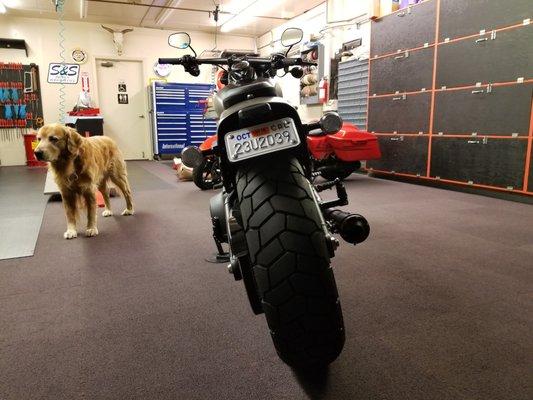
left=0, top=0, right=7, bottom=14
left=220, top=0, right=283, bottom=33
left=80, top=0, right=87, bottom=18
left=155, top=0, right=182, bottom=26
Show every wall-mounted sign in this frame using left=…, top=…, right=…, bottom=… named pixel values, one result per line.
left=118, top=83, right=127, bottom=92
left=81, top=72, right=90, bottom=92
left=71, top=48, right=88, bottom=64
left=47, top=63, right=80, bottom=84
left=118, top=93, right=129, bottom=104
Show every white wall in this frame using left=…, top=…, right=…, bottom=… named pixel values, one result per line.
left=0, top=16, right=254, bottom=165
left=257, top=2, right=372, bottom=122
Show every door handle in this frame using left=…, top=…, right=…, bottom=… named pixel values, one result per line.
left=394, top=51, right=409, bottom=60
left=139, top=115, right=145, bottom=118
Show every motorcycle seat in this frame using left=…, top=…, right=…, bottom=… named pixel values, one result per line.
left=216, top=79, right=279, bottom=110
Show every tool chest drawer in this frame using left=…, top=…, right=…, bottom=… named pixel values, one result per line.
left=188, top=113, right=217, bottom=145
left=187, top=85, right=216, bottom=112
left=436, top=25, right=533, bottom=88
left=154, top=85, right=186, bottom=111
left=433, top=83, right=533, bottom=136
left=367, top=92, right=431, bottom=133
left=153, top=82, right=214, bottom=111
left=430, top=137, right=528, bottom=189
left=367, top=135, right=428, bottom=176
left=370, top=0, right=437, bottom=57
left=153, top=112, right=188, bottom=154
left=438, top=0, right=532, bottom=42
left=369, top=47, right=434, bottom=95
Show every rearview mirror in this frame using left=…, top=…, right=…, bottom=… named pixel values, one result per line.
left=168, top=32, right=191, bottom=49
left=281, top=28, right=303, bottom=47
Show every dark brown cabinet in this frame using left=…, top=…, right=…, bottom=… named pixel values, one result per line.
left=438, top=0, right=532, bottom=42
left=370, top=0, right=437, bottom=57
left=368, top=136, right=429, bottom=176
left=368, top=92, right=431, bottom=133
left=368, top=0, right=533, bottom=196
left=369, top=47, right=434, bottom=95
left=436, top=25, right=533, bottom=88
left=433, top=83, right=533, bottom=136
left=430, top=137, right=528, bottom=189
left=528, top=147, right=533, bottom=193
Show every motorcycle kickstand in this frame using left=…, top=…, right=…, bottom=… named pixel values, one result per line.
left=205, top=219, right=230, bottom=264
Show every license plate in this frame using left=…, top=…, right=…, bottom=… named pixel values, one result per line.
left=225, top=118, right=300, bottom=162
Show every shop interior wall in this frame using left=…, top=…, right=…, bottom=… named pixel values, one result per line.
left=256, top=1, right=372, bottom=123
left=0, top=16, right=254, bottom=166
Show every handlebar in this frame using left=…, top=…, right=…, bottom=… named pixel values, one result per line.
left=157, top=56, right=316, bottom=68
left=158, top=58, right=184, bottom=65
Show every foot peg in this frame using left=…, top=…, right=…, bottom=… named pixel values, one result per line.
left=316, top=179, right=348, bottom=209
left=324, top=209, right=370, bottom=245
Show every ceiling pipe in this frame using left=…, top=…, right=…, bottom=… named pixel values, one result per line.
left=155, top=0, right=182, bottom=25
left=86, top=0, right=290, bottom=21
left=139, top=0, right=157, bottom=26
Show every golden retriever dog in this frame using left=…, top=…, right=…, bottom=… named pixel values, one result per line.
left=34, top=124, right=134, bottom=239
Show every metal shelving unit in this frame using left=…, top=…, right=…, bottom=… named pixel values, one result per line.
left=337, top=59, right=369, bottom=129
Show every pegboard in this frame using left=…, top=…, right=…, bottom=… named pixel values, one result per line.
left=0, top=62, right=44, bottom=142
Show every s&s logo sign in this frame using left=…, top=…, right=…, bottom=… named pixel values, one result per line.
left=47, top=63, right=81, bottom=84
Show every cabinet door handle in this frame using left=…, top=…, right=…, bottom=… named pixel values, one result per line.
left=475, top=37, right=488, bottom=43
left=392, top=95, right=406, bottom=101
left=471, top=89, right=484, bottom=94
left=394, top=51, right=409, bottom=60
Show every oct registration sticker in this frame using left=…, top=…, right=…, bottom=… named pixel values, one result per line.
left=47, top=63, right=80, bottom=84
left=225, top=118, right=300, bottom=162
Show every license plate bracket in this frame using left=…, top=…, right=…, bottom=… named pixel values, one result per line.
left=225, top=118, right=300, bottom=162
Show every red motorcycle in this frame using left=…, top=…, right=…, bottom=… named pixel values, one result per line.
left=184, top=119, right=381, bottom=189
left=307, top=122, right=381, bottom=181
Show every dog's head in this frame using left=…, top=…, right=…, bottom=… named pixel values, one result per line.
left=34, top=124, right=83, bottom=162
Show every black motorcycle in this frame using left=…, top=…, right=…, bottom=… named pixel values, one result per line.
left=160, top=28, right=370, bottom=368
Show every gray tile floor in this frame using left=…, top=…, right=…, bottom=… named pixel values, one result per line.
left=0, top=166, right=48, bottom=260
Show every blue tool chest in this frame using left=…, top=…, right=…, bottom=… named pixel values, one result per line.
left=149, top=82, right=217, bottom=157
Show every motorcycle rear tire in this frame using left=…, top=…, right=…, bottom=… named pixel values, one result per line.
left=192, top=158, right=217, bottom=191
left=236, top=155, right=345, bottom=368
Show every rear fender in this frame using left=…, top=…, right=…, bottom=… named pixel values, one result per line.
left=216, top=97, right=311, bottom=191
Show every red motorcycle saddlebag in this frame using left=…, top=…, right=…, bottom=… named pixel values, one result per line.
left=327, top=123, right=381, bottom=162
left=306, top=135, right=332, bottom=160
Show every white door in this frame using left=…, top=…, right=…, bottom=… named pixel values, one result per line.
left=96, top=59, right=149, bottom=159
